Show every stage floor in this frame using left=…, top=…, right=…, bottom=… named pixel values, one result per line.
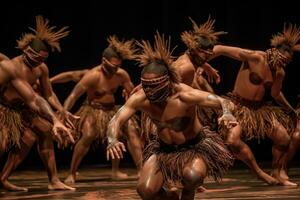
left=1, top=164, right=300, bottom=200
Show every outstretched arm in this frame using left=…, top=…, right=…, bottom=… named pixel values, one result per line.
left=40, top=65, right=65, bottom=112
left=11, top=78, right=74, bottom=143
left=212, top=45, right=260, bottom=62
left=39, top=65, right=79, bottom=129
left=106, top=93, right=139, bottom=160
left=51, top=69, right=88, bottom=84
left=181, top=85, right=237, bottom=128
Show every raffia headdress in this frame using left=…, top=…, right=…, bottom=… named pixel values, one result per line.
left=17, top=15, right=69, bottom=52
left=136, top=32, right=180, bottom=83
left=181, top=16, right=226, bottom=50
left=107, top=35, right=137, bottom=60
left=270, top=23, right=300, bottom=52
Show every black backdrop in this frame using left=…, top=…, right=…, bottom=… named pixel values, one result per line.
left=0, top=0, right=299, bottom=169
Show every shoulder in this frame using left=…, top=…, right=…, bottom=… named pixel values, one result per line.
left=38, top=63, right=49, bottom=74
left=0, top=59, right=17, bottom=77
left=126, top=88, right=147, bottom=107
left=116, top=68, right=131, bottom=81
left=80, top=68, right=100, bottom=84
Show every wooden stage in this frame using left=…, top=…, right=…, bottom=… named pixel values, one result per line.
left=1, top=163, right=300, bottom=200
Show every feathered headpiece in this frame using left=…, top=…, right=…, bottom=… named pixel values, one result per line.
left=181, top=16, right=226, bottom=50
left=270, top=23, right=300, bottom=52
left=107, top=35, right=137, bottom=60
left=17, top=15, right=69, bottom=52
left=136, top=32, right=180, bottom=83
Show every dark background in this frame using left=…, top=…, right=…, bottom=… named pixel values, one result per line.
left=0, top=0, right=299, bottom=169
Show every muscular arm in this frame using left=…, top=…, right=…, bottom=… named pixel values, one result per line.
left=271, top=69, right=285, bottom=99
left=11, top=78, right=57, bottom=123
left=121, top=70, right=135, bottom=99
left=63, top=71, right=97, bottom=111
left=107, top=94, right=138, bottom=145
left=212, top=45, right=260, bottom=62
left=180, top=85, right=232, bottom=115
left=50, top=69, right=88, bottom=84
left=39, top=64, right=64, bottom=112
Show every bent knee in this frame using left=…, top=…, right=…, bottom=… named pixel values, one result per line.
left=137, top=183, right=158, bottom=200
left=182, top=166, right=205, bottom=188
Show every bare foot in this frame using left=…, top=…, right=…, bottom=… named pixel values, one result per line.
left=257, top=170, right=279, bottom=185
left=1, top=179, right=28, bottom=191
left=48, top=179, right=76, bottom=191
left=279, top=169, right=289, bottom=180
left=111, top=171, right=129, bottom=180
left=280, top=179, right=298, bottom=186
left=272, top=173, right=297, bottom=186
left=64, top=174, right=76, bottom=185
left=197, top=186, right=207, bottom=192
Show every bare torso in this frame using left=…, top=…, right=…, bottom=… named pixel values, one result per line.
left=233, top=51, right=275, bottom=101
left=0, top=56, right=44, bottom=105
left=173, top=54, right=195, bottom=86
left=85, top=65, right=130, bottom=105
left=136, top=84, right=203, bottom=145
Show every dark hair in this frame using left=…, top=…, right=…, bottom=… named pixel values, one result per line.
left=102, top=47, right=121, bottom=59
left=195, top=35, right=215, bottom=50
left=141, top=62, right=168, bottom=77
left=29, top=38, right=50, bottom=52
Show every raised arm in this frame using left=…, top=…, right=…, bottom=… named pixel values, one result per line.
left=212, top=45, right=260, bottom=62
left=50, top=69, right=88, bottom=84
left=63, top=70, right=97, bottom=111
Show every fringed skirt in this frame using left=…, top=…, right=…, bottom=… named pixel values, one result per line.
left=0, top=102, right=37, bottom=151
left=143, top=127, right=234, bottom=189
left=140, top=112, right=158, bottom=146
left=225, top=92, right=295, bottom=141
left=76, top=101, right=140, bottom=145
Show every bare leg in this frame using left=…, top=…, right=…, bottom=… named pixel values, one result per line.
left=65, top=116, right=96, bottom=184
left=181, top=157, right=207, bottom=200
left=226, top=125, right=279, bottom=185
left=125, top=119, right=143, bottom=173
left=0, top=129, right=37, bottom=191
left=267, top=121, right=297, bottom=186
left=0, top=127, right=8, bottom=157
left=32, top=118, right=75, bottom=190
left=137, top=155, right=170, bottom=200
left=280, top=122, right=300, bottom=179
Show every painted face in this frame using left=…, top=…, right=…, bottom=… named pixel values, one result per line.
left=189, top=47, right=213, bottom=66
left=141, top=73, right=170, bottom=103
left=102, top=57, right=121, bottom=76
left=23, top=46, right=48, bottom=68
